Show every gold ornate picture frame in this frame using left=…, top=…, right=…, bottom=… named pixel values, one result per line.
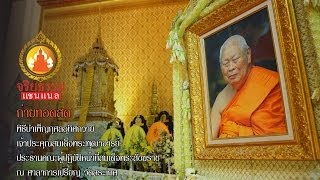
left=186, top=0, right=320, bottom=160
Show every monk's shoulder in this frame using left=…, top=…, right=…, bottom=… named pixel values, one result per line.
left=214, top=85, right=235, bottom=111
left=213, top=91, right=223, bottom=108
left=220, top=85, right=235, bottom=98
left=251, top=66, right=280, bottom=88
left=252, top=66, right=279, bottom=79
left=212, top=88, right=225, bottom=111
left=215, top=86, right=227, bottom=103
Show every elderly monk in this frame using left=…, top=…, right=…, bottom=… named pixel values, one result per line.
left=211, top=35, right=287, bottom=138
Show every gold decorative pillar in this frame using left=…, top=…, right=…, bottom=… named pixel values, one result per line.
left=148, top=82, right=160, bottom=127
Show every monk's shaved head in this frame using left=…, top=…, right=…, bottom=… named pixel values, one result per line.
left=219, top=35, right=252, bottom=90
left=219, top=35, right=249, bottom=62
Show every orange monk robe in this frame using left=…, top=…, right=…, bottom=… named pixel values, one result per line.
left=146, top=121, right=170, bottom=145
left=219, top=66, right=287, bottom=138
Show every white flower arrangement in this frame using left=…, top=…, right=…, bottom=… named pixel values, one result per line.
left=153, top=131, right=175, bottom=173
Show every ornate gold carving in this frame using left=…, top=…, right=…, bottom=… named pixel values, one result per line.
left=188, top=0, right=265, bottom=35
left=186, top=0, right=320, bottom=160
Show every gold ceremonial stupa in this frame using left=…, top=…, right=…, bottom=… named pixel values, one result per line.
left=72, top=32, right=118, bottom=122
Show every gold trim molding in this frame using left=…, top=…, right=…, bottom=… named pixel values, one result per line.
left=42, top=0, right=188, bottom=19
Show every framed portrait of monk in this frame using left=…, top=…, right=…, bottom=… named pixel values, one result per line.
left=186, top=0, right=320, bottom=160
